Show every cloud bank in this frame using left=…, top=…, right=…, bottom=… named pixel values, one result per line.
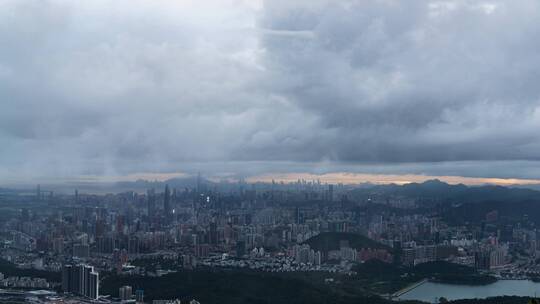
left=2, top=0, right=540, bottom=182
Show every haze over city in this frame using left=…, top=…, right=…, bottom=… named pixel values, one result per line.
left=4, top=1, right=540, bottom=304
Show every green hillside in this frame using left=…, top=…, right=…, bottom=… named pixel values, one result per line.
left=0, top=258, right=60, bottom=283
left=101, top=269, right=397, bottom=304
left=304, top=232, right=391, bottom=253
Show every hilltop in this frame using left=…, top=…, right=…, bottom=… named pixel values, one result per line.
left=304, top=232, right=391, bottom=252
left=349, top=179, right=540, bottom=205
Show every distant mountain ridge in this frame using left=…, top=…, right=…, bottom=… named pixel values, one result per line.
left=4, top=177, right=540, bottom=199
left=349, top=179, right=540, bottom=205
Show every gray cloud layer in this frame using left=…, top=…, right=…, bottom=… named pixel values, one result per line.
left=2, top=0, right=540, bottom=181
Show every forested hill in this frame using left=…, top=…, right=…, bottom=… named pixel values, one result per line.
left=304, top=232, right=391, bottom=252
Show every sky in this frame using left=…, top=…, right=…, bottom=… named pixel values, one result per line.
left=2, top=0, right=540, bottom=185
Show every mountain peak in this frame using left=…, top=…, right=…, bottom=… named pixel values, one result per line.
left=422, top=179, right=447, bottom=186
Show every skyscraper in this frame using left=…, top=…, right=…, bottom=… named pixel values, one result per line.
left=135, top=289, right=145, bottom=304
left=119, top=285, right=133, bottom=301
left=197, top=172, right=201, bottom=194
left=147, top=188, right=156, bottom=217
left=164, top=184, right=171, bottom=218
left=209, top=221, right=218, bottom=245
left=62, top=264, right=99, bottom=299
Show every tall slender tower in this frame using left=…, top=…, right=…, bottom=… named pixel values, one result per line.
left=164, top=184, right=171, bottom=218
left=147, top=189, right=156, bottom=218
left=196, top=172, right=201, bottom=194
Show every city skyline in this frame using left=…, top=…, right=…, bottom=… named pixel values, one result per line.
left=4, top=1, right=540, bottom=303
left=7, top=171, right=540, bottom=188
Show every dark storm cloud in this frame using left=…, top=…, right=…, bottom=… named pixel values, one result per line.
left=1, top=0, right=540, bottom=182
left=256, top=0, right=540, bottom=164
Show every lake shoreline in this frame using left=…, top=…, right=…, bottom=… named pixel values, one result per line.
left=391, top=278, right=429, bottom=298
left=397, top=279, right=540, bottom=302
left=389, top=275, right=497, bottom=298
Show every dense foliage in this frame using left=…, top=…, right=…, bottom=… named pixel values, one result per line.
left=100, top=265, right=519, bottom=304
left=101, top=268, right=415, bottom=304
left=350, top=260, right=496, bottom=294
left=0, top=258, right=60, bottom=282
left=304, top=232, right=391, bottom=252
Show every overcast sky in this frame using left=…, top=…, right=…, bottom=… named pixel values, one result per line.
left=2, top=0, right=540, bottom=184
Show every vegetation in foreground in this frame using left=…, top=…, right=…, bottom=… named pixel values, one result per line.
left=100, top=261, right=505, bottom=304
left=0, top=258, right=60, bottom=283
left=101, top=267, right=424, bottom=304
left=350, top=260, right=496, bottom=295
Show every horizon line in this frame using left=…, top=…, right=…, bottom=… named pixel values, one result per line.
left=2, top=172, right=540, bottom=188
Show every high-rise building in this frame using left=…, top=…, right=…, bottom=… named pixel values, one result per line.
left=73, top=244, right=90, bottom=258
left=119, top=285, right=133, bottom=301
left=197, top=172, right=201, bottom=194
left=236, top=240, right=246, bottom=257
left=128, top=237, right=140, bottom=254
left=172, top=188, right=177, bottom=203
left=62, top=264, right=99, bottom=299
left=61, top=265, right=71, bottom=292
left=116, top=215, right=125, bottom=234
left=147, top=189, right=156, bottom=217
left=87, top=267, right=99, bottom=300
left=53, top=238, right=64, bottom=254
left=164, top=184, right=171, bottom=219
left=474, top=251, right=491, bottom=270
left=95, top=220, right=105, bottom=237
left=136, top=289, right=144, bottom=303
left=209, top=222, right=218, bottom=245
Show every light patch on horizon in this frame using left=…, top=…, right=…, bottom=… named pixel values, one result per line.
left=247, top=172, right=540, bottom=186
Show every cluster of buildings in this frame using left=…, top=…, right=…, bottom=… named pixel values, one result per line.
left=3, top=178, right=540, bottom=301
left=152, top=299, right=199, bottom=304
left=61, top=264, right=99, bottom=299
left=0, top=272, right=51, bottom=289
left=474, top=244, right=509, bottom=270
left=117, top=285, right=200, bottom=304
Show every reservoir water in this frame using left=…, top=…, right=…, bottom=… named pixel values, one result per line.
left=398, top=280, right=540, bottom=303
